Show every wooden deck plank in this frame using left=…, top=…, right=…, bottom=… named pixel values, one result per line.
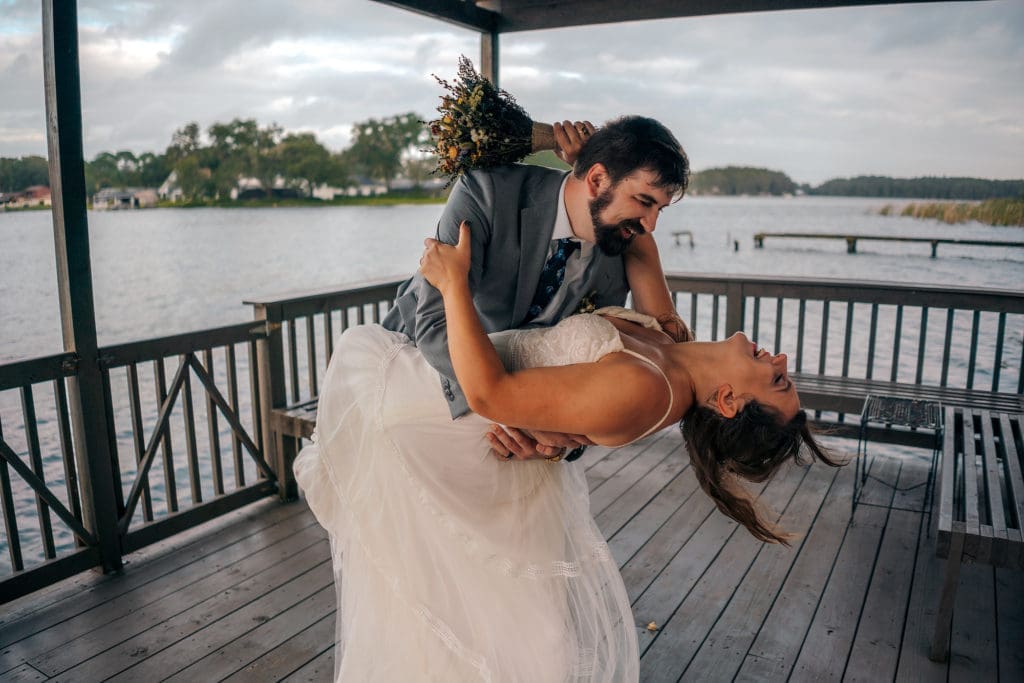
left=164, top=584, right=336, bottom=682
left=947, top=563, right=998, bottom=681
left=604, top=466, right=700, bottom=567
left=679, top=463, right=838, bottom=681
left=635, top=464, right=808, bottom=680
left=103, top=560, right=334, bottom=682
left=0, top=506, right=319, bottom=672
left=280, top=647, right=334, bottom=682
left=845, top=455, right=932, bottom=681
left=788, top=456, right=901, bottom=680
left=632, top=506, right=736, bottom=657
left=584, top=431, right=669, bottom=492
left=735, top=465, right=856, bottom=682
left=0, top=498, right=304, bottom=648
left=579, top=444, right=615, bottom=474
left=843, top=508, right=921, bottom=681
left=588, top=431, right=680, bottom=517
left=3, top=436, right=1015, bottom=682
left=593, top=436, right=689, bottom=538
left=221, top=611, right=335, bottom=682
left=894, top=504, right=948, bottom=683
left=0, top=663, right=47, bottom=682
left=995, top=567, right=1024, bottom=681
left=46, top=538, right=330, bottom=681
left=889, top=446, right=933, bottom=513
left=589, top=430, right=684, bottom=509
left=619, top=485, right=719, bottom=605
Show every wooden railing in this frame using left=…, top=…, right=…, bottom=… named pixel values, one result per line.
left=246, top=279, right=403, bottom=501
left=1, top=321, right=274, bottom=602
left=3, top=272, right=1021, bottom=602
left=241, top=275, right=1024, bottom=406
left=663, top=274, right=1022, bottom=394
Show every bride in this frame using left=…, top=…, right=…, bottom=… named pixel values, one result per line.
left=294, top=222, right=838, bottom=681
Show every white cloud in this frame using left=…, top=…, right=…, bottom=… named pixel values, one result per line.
left=0, top=0, right=1020, bottom=184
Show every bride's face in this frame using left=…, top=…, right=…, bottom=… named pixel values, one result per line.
left=715, top=332, right=801, bottom=422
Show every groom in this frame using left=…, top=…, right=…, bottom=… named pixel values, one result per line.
left=382, top=115, right=691, bottom=460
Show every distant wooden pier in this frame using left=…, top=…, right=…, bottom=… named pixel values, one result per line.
left=671, top=230, right=694, bottom=247
left=753, top=232, right=1024, bottom=257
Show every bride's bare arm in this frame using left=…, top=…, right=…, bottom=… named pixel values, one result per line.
left=420, top=222, right=668, bottom=446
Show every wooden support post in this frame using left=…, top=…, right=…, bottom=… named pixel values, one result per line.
left=254, top=305, right=297, bottom=501
left=42, top=0, right=123, bottom=573
left=724, top=281, right=745, bottom=336
left=481, top=30, right=499, bottom=87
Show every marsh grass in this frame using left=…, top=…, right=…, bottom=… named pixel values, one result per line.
left=881, top=198, right=1024, bottom=226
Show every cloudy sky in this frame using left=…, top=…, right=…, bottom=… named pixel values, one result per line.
left=1, top=0, right=1021, bottom=185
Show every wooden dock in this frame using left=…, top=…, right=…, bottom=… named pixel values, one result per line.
left=752, top=232, right=1024, bottom=257
left=2, top=429, right=1020, bottom=681
left=670, top=230, right=695, bottom=247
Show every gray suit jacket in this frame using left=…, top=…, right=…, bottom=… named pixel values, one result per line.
left=382, top=164, right=630, bottom=417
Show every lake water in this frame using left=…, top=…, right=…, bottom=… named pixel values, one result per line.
left=3, top=196, right=1023, bottom=363
left=1, top=197, right=1022, bottom=572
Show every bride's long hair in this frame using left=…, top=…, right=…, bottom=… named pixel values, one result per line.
left=681, top=401, right=842, bottom=544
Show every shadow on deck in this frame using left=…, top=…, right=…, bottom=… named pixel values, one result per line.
left=1, top=430, right=1021, bottom=681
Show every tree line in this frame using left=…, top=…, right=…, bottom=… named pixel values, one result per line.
left=687, top=166, right=1023, bottom=199
left=3, top=122, right=1022, bottom=201
left=807, top=176, right=1024, bottom=200
left=0, top=113, right=434, bottom=200
left=689, top=166, right=798, bottom=196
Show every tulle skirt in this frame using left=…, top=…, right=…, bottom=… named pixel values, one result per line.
left=293, top=325, right=638, bottom=682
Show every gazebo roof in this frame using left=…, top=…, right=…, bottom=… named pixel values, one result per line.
left=369, top=0, right=976, bottom=33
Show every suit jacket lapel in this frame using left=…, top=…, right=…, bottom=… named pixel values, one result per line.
left=512, top=175, right=562, bottom=324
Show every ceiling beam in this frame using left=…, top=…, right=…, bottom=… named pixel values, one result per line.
left=372, top=0, right=983, bottom=34
left=369, top=0, right=498, bottom=33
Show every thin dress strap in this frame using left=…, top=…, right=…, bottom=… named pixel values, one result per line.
left=620, top=349, right=674, bottom=443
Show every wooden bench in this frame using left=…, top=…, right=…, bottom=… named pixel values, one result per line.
left=792, top=372, right=1023, bottom=446
left=930, top=408, right=1024, bottom=661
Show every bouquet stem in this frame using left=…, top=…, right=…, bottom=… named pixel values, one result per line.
left=530, top=122, right=556, bottom=152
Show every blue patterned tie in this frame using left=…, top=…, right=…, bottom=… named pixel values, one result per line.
left=524, top=238, right=580, bottom=323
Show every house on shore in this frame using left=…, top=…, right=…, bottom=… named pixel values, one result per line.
left=3, top=185, right=52, bottom=208
left=91, top=187, right=158, bottom=210
left=157, top=171, right=183, bottom=202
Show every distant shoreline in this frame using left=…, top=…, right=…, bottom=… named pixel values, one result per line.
left=0, top=194, right=448, bottom=213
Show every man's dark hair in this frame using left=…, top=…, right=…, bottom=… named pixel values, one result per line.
left=573, top=115, right=690, bottom=199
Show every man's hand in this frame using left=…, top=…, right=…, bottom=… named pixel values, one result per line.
left=553, top=120, right=595, bottom=166
left=657, top=312, right=694, bottom=343
left=487, top=425, right=595, bottom=461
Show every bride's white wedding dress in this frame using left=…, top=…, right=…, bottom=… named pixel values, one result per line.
left=294, top=309, right=670, bottom=681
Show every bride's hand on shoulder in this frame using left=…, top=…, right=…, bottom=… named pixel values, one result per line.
left=420, top=220, right=472, bottom=295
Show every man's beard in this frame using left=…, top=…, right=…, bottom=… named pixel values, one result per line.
left=589, top=185, right=644, bottom=256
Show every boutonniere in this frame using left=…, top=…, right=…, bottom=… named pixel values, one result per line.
left=576, top=290, right=598, bottom=314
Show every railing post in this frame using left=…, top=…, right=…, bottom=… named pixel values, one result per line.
left=725, top=281, right=745, bottom=336
left=42, top=0, right=123, bottom=572
left=254, top=303, right=297, bottom=501
left=481, top=29, right=499, bottom=86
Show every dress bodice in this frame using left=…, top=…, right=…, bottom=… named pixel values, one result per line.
left=490, top=313, right=624, bottom=371
left=489, top=308, right=674, bottom=445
